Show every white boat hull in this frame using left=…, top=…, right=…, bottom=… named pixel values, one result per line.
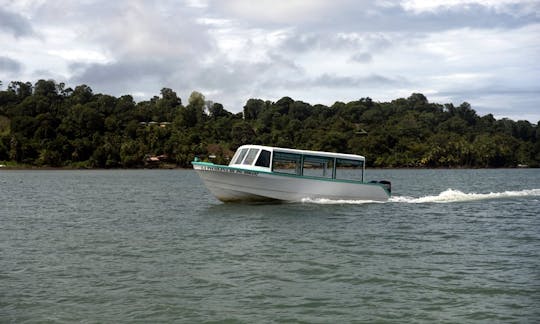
left=193, top=163, right=390, bottom=202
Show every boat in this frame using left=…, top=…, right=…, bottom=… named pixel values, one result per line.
left=192, top=145, right=391, bottom=203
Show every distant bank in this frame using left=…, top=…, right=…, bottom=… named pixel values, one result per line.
left=1, top=80, right=539, bottom=169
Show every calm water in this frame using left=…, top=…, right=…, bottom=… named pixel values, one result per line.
left=1, top=169, right=539, bottom=323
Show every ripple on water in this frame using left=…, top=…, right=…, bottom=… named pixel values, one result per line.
left=1, top=169, right=539, bottom=322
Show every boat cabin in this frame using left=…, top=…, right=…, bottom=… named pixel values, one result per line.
left=229, top=145, right=366, bottom=182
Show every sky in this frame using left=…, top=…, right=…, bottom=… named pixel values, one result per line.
left=0, top=0, right=539, bottom=122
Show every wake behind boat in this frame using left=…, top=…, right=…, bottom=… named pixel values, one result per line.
left=192, top=145, right=391, bottom=203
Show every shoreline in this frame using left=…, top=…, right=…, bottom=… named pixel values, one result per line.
left=0, top=166, right=182, bottom=171
left=1, top=165, right=536, bottom=171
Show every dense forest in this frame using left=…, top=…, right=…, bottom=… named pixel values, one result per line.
left=0, top=79, right=539, bottom=168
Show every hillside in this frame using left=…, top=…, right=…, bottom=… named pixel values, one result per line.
left=1, top=80, right=538, bottom=168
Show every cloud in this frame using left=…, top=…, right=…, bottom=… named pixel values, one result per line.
left=275, top=73, right=407, bottom=89
left=209, top=0, right=539, bottom=32
left=70, top=61, right=169, bottom=85
left=350, top=52, right=373, bottom=63
left=208, top=0, right=337, bottom=25
left=31, top=1, right=213, bottom=60
left=0, top=56, right=22, bottom=73
left=31, top=1, right=217, bottom=97
left=0, top=0, right=538, bottom=122
left=0, top=8, right=35, bottom=37
left=401, top=0, right=540, bottom=15
left=105, top=6, right=210, bottom=59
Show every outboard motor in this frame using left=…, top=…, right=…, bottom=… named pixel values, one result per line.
left=370, top=180, right=391, bottom=193
left=378, top=180, right=391, bottom=194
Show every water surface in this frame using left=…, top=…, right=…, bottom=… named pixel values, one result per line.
left=1, top=169, right=539, bottom=322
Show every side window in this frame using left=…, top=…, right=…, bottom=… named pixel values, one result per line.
left=335, top=159, right=364, bottom=181
left=272, top=152, right=302, bottom=175
left=242, top=148, right=260, bottom=165
left=232, top=148, right=248, bottom=164
left=303, top=155, right=334, bottom=178
left=255, top=150, right=271, bottom=167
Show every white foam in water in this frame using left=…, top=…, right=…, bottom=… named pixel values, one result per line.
left=391, top=188, right=540, bottom=204
left=302, top=189, right=540, bottom=204
left=301, top=198, right=384, bottom=205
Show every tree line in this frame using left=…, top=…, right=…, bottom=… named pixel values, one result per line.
left=0, top=79, right=538, bottom=168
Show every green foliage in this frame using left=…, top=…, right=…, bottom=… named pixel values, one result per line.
left=0, top=79, right=538, bottom=168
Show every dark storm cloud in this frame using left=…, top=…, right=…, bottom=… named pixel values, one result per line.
left=0, top=8, right=35, bottom=37
left=0, top=56, right=22, bottom=72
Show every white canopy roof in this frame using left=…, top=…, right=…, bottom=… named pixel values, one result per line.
left=236, top=145, right=365, bottom=161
